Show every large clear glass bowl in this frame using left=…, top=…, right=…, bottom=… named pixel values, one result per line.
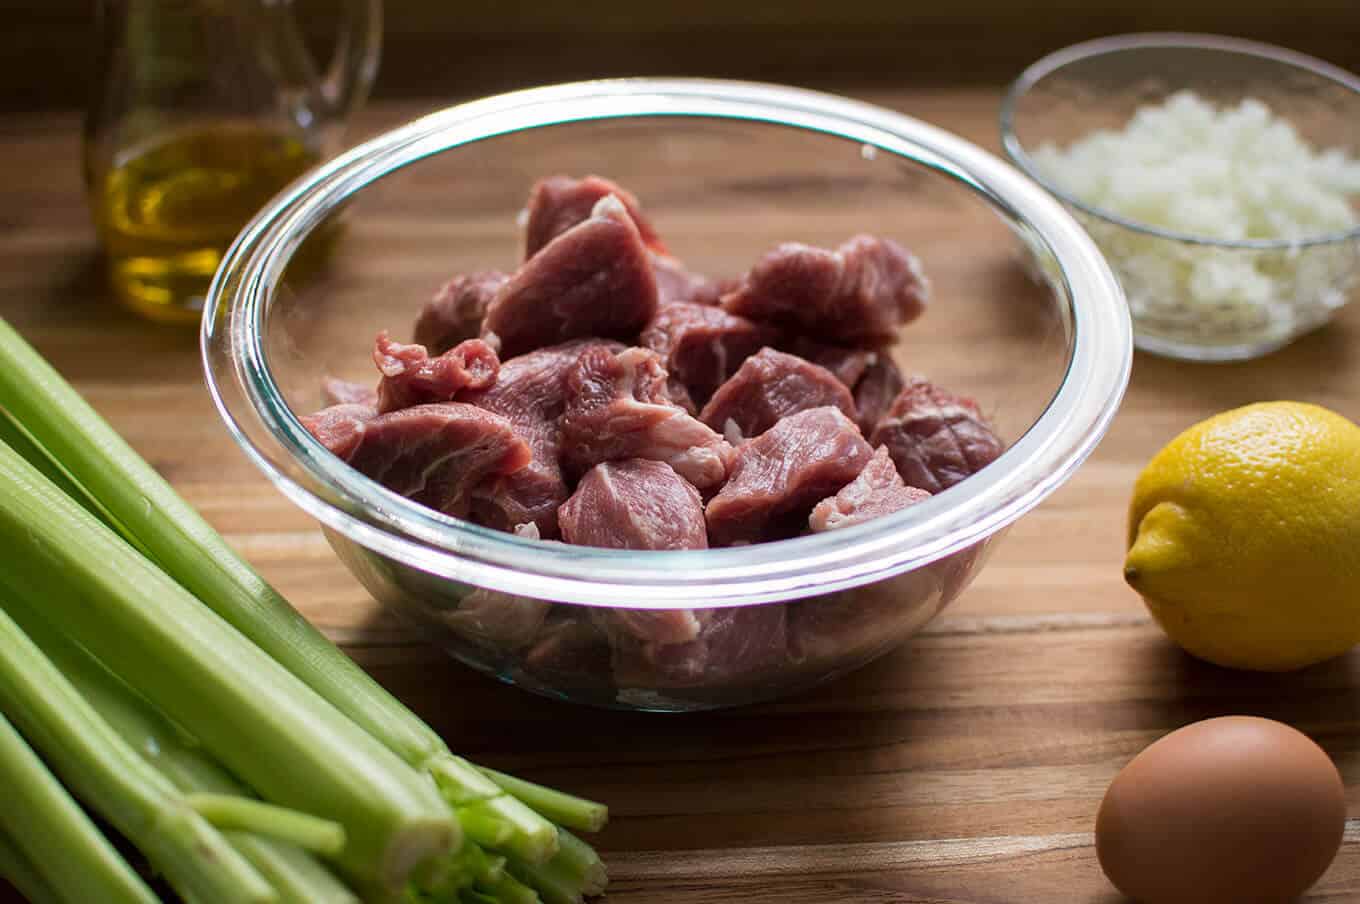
left=1002, top=34, right=1360, bottom=362
left=203, top=79, right=1131, bottom=711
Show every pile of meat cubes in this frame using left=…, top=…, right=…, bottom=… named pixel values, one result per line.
left=304, top=176, right=1003, bottom=692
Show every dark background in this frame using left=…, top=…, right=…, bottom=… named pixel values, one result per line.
left=7, top=0, right=1359, bottom=113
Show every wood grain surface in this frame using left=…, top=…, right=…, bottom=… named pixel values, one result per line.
left=4, top=89, right=1360, bottom=903
left=7, top=1, right=1359, bottom=112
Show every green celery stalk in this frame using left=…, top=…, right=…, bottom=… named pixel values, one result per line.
left=504, top=856, right=584, bottom=904
left=186, top=795, right=346, bottom=858
left=0, top=716, right=159, bottom=904
left=478, top=769, right=608, bottom=833
left=15, top=612, right=360, bottom=904
left=0, top=833, right=63, bottom=904
left=460, top=891, right=501, bottom=904
left=475, top=870, right=543, bottom=904
left=551, top=830, right=607, bottom=897
left=0, top=437, right=456, bottom=887
left=0, top=607, right=271, bottom=904
left=0, top=316, right=566, bottom=865
left=230, top=833, right=359, bottom=904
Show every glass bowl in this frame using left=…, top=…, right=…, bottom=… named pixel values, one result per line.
left=1002, top=34, right=1360, bottom=362
left=203, top=79, right=1130, bottom=711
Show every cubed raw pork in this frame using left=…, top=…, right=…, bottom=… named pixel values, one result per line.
left=852, top=354, right=906, bottom=436
left=560, top=460, right=708, bottom=551
left=788, top=339, right=875, bottom=390
left=373, top=332, right=499, bottom=413
left=705, top=406, right=873, bottom=545
left=559, top=346, right=735, bottom=491
left=639, top=301, right=775, bottom=405
left=722, top=234, right=929, bottom=346
left=321, top=377, right=378, bottom=408
left=560, top=459, right=708, bottom=647
left=788, top=571, right=943, bottom=667
left=651, top=253, right=722, bottom=307
left=699, top=347, right=857, bottom=440
left=412, top=271, right=509, bottom=355
left=611, top=605, right=789, bottom=690
left=482, top=195, right=659, bottom=358
left=301, top=402, right=530, bottom=518
left=522, top=608, right=612, bottom=680
left=808, top=446, right=931, bottom=532
left=463, top=339, right=623, bottom=536
left=869, top=377, right=1003, bottom=494
left=522, top=174, right=665, bottom=258
left=298, top=402, right=376, bottom=454
left=441, top=524, right=552, bottom=650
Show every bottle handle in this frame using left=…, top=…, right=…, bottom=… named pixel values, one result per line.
left=317, top=0, right=383, bottom=120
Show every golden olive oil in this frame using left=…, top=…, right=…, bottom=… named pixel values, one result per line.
left=90, top=123, right=321, bottom=324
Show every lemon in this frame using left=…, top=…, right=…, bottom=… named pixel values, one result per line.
left=1125, top=401, right=1360, bottom=671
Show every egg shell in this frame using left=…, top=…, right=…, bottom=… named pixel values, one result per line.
left=1096, top=716, right=1345, bottom=904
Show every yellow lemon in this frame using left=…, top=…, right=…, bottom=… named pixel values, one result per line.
left=1125, top=401, right=1360, bottom=671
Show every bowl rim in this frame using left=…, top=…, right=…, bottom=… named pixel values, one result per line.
left=1000, top=32, right=1360, bottom=251
left=203, top=77, right=1131, bottom=608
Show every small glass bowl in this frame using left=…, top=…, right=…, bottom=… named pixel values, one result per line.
left=1002, top=34, right=1360, bottom=361
left=203, top=79, right=1130, bottom=711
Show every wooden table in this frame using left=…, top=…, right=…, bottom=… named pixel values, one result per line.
left=3, top=90, right=1359, bottom=903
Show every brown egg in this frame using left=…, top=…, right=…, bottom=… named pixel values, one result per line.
left=1096, top=716, right=1345, bottom=904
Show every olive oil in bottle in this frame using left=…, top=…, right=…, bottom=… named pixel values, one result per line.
left=88, top=123, right=321, bottom=324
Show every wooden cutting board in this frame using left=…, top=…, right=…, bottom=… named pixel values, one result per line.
left=1, top=90, right=1357, bottom=902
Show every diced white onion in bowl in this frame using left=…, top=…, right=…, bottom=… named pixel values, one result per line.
left=1030, top=91, right=1360, bottom=349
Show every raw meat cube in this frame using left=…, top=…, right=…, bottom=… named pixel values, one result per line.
left=788, top=339, right=875, bottom=390
left=463, top=339, right=623, bottom=536
left=705, top=406, right=873, bottom=545
left=611, top=605, right=789, bottom=690
left=559, top=459, right=708, bottom=551
left=559, top=346, right=735, bottom=491
left=522, top=608, right=612, bottom=679
left=808, top=446, right=931, bottom=532
left=465, top=339, right=625, bottom=425
left=780, top=340, right=905, bottom=433
left=442, top=590, right=550, bottom=651
left=699, top=347, right=857, bottom=440
left=372, top=332, right=499, bottom=413
left=301, top=402, right=530, bottom=518
left=441, top=524, right=551, bottom=650
left=722, top=234, right=929, bottom=345
left=852, top=354, right=906, bottom=436
left=560, top=458, right=709, bottom=647
left=639, top=301, right=776, bottom=404
left=651, top=252, right=722, bottom=307
left=523, top=174, right=665, bottom=258
left=788, top=570, right=944, bottom=666
left=413, top=271, right=509, bottom=355
left=482, top=195, right=659, bottom=358
left=564, top=480, right=706, bottom=644
left=298, top=402, right=377, bottom=456
left=321, top=377, right=377, bottom=408
left=869, top=377, right=1003, bottom=494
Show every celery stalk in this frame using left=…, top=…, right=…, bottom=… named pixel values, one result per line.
left=0, top=438, right=456, bottom=887
left=0, top=714, right=160, bottom=904
left=478, top=769, right=608, bottom=833
left=229, top=833, right=358, bottom=904
left=551, top=830, right=607, bottom=896
left=15, top=608, right=360, bottom=904
left=476, top=870, right=543, bottom=904
left=186, top=795, right=346, bottom=857
left=0, top=316, right=566, bottom=865
left=504, top=856, right=584, bottom=904
left=0, top=607, right=271, bottom=904
left=0, top=833, right=63, bottom=904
